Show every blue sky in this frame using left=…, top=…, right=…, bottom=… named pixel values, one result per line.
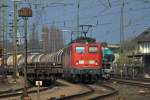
left=8, top=0, right=150, bottom=44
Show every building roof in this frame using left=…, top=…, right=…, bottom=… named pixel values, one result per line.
left=135, top=27, right=150, bottom=42
left=107, top=44, right=120, bottom=48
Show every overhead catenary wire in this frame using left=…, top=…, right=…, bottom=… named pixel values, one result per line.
left=20, top=0, right=150, bottom=26
left=6, top=0, right=150, bottom=45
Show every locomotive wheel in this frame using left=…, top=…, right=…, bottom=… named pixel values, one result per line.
left=72, top=75, right=80, bottom=83
left=82, top=74, right=91, bottom=83
left=82, top=74, right=98, bottom=84
left=90, top=75, right=98, bottom=83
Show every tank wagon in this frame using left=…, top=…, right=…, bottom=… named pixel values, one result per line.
left=26, top=53, right=63, bottom=86
left=7, top=53, right=63, bottom=86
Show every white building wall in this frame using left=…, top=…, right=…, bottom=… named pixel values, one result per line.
left=139, top=42, right=150, bottom=53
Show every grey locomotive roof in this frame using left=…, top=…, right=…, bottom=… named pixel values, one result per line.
left=135, top=27, right=150, bottom=42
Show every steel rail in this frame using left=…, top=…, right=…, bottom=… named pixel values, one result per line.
left=56, top=84, right=94, bottom=100
left=90, top=84, right=118, bottom=100
left=0, top=86, right=51, bottom=99
left=0, top=86, right=32, bottom=96
left=111, top=78, right=150, bottom=88
left=53, top=84, right=118, bottom=100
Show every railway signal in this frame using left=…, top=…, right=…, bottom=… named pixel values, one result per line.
left=36, top=81, right=42, bottom=100
left=18, top=7, right=32, bottom=100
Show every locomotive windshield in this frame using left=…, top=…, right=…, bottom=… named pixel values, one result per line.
left=88, top=46, right=98, bottom=53
left=76, top=46, right=85, bottom=54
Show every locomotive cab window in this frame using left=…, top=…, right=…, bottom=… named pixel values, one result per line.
left=76, top=46, right=85, bottom=54
left=88, top=46, right=98, bottom=53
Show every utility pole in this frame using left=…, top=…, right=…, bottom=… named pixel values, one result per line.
left=120, top=0, right=124, bottom=78
left=0, top=1, right=3, bottom=81
left=0, top=3, right=1, bottom=63
left=1, top=0, right=5, bottom=80
left=120, top=0, right=124, bottom=54
left=0, top=1, right=1, bottom=40
left=77, top=0, right=80, bottom=37
left=5, top=0, right=8, bottom=79
left=1, top=0, right=8, bottom=81
left=3, top=0, right=8, bottom=80
left=1, top=0, right=4, bottom=80
left=13, top=0, right=19, bottom=80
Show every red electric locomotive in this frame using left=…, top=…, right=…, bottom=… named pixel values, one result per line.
left=49, top=25, right=103, bottom=83
left=61, top=37, right=103, bottom=83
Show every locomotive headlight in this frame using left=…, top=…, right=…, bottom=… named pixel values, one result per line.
left=79, top=60, right=84, bottom=64
left=76, top=60, right=79, bottom=65
left=95, top=62, right=98, bottom=65
left=76, top=62, right=79, bottom=65
left=89, top=60, right=95, bottom=64
left=95, top=61, right=98, bottom=65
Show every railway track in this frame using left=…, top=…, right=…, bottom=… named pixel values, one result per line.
left=0, top=79, right=90, bottom=100
left=111, top=74, right=150, bottom=82
left=56, top=83, right=118, bottom=100
left=0, top=87, right=31, bottom=98
left=0, top=79, right=119, bottom=100
left=110, top=78, right=150, bottom=88
left=0, top=86, right=52, bottom=99
left=102, top=78, right=150, bottom=100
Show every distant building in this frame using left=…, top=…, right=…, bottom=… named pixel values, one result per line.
left=107, top=43, right=120, bottom=53
left=29, top=24, right=40, bottom=53
left=132, top=27, right=150, bottom=78
left=135, top=28, right=150, bottom=54
left=107, top=43, right=120, bottom=63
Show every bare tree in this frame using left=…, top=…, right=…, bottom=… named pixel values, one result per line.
left=117, top=37, right=138, bottom=64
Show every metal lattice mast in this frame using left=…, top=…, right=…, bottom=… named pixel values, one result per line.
left=3, top=0, right=8, bottom=79
left=0, top=1, right=2, bottom=58
left=119, top=0, right=125, bottom=79
left=120, top=0, right=124, bottom=54
left=1, top=0, right=8, bottom=80
left=13, top=0, right=19, bottom=80
left=77, top=0, right=80, bottom=37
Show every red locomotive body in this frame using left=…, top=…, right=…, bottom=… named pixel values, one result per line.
left=70, top=43, right=102, bottom=69
left=62, top=39, right=103, bottom=83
